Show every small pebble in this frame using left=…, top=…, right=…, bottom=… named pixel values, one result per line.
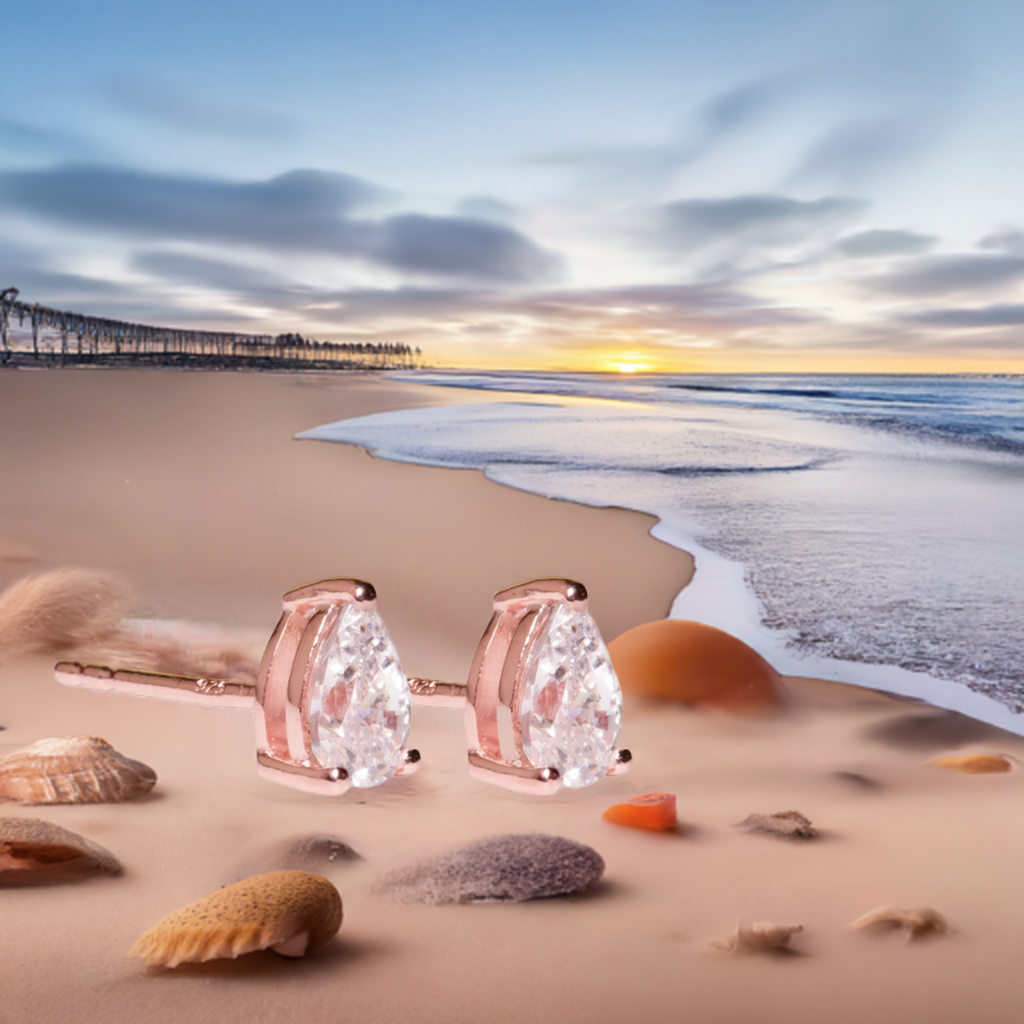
left=739, top=810, right=819, bottom=840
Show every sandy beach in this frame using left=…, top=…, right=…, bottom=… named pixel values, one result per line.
left=2, top=369, right=1024, bottom=1024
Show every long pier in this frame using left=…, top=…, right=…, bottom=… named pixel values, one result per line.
left=0, top=288, right=418, bottom=371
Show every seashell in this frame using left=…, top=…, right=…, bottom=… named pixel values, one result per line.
left=374, top=833, right=605, bottom=905
left=930, top=753, right=1014, bottom=775
left=128, top=871, right=342, bottom=967
left=710, top=921, right=804, bottom=954
left=0, top=735, right=157, bottom=804
left=0, top=816, right=122, bottom=885
left=739, top=810, right=818, bottom=840
left=607, top=619, right=785, bottom=714
left=602, top=792, right=678, bottom=832
left=851, top=905, right=949, bottom=941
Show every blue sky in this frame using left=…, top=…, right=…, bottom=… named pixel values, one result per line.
left=2, top=0, right=1023, bottom=370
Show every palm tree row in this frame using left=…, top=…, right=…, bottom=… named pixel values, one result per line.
left=0, top=288, right=420, bottom=370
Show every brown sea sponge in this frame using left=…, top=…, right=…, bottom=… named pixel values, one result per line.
left=607, top=619, right=785, bottom=713
left=0, top=736, right=157, bottom=804
left=128, top=871, right=343, bottom=967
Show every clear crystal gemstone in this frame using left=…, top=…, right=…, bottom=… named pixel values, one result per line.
left=305, top=604, right=411, bottom=788
left=518, top=603, right=623, bottom=788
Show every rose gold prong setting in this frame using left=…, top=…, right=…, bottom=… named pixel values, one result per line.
left=395, top=748, right=421, bottom=776
left=53, top=577, right=417, bottom=796
left=467, top=750, right=563, bottom=795
left=256, top=751, right=352, bottom=796
left=606, top=748, right=632, bottom=776
left=455, top=577, right=625, bottom=794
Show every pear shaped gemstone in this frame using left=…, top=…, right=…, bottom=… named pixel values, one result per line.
left=306, top=603, right=411, bottom=788
left=517, top=604, right=623, bottom=788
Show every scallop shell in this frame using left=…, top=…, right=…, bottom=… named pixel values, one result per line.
left=0, top=816, right=122, bottom=884
left=739, top=810, right=819, bottom=840
left=851, top=905, right=949, bottom=940
left=0, top=735, right=157, bottom=804
left=930, top=753, right=1014, bottom=775
left=710, top=921, right=804, bottom=954
left=128, top=870, right=343, bottom=967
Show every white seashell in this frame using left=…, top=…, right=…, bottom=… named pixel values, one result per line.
left=710, top=921, right=804, bottom=954
left=851, top=905, right=949, bottom=940
left=0, top=735, right=156, bottom=804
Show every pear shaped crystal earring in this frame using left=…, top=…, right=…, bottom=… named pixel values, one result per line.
left=409, top=578, right=631, bottom=795
left=55, top=578, right=419, bottom=795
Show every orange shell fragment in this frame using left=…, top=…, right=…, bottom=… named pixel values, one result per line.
left=931, top=753, right=1014, bottom=775
left=602, top=792, right=677, bottom=831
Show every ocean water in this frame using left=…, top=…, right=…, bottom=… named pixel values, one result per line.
left=300, top=371, right=1024, bottom=733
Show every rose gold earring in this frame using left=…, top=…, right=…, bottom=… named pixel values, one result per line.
left=409, top=578, right=631, bottom=795
left=55, top=578, right=419, bottom=796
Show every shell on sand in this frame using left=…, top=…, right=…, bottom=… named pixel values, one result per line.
left=0, top=816, right=122, bottom=884
left=739, top=810, right=819, bottom=840
left=607, top=619, right=785, bottom=714
left=710, top=921, right=804, bottom=954
left=930, top=753, right=1014, bottom=775
left=0, top=736, right=157, bottom=804
left=851, top=905, right=949, bottom=940
left=128, top=871, right=343, bottom=967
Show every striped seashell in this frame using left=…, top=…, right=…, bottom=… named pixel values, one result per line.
left=128, top=871, right=343, bottom=967
left=0, top=736, right=157, bottom=804
left=1, top=816, right=122, bottom=884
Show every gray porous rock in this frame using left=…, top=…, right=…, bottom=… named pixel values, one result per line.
left=374, top=833, right=605, bottom=905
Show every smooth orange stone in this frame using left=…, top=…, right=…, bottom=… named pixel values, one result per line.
left=607, top=619, right=785, bottom=714
left=602, top=792, right=678, bottom=831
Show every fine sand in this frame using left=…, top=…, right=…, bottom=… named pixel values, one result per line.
left=2, top=369, right=1024, bottom=1024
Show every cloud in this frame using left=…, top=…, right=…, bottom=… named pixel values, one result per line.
left=789, top=117, right=935, bottom=191
left=96, top=73, right=295, bottom=140
left=862, top=254, right=1024, bottom=298
left=832, top=229, right=937, bottom=259
left=454, top=196, right=520, bottom=223
left=0, top=164, right=561, bottom=284
left=979, top=227, right=1024, bottom=254
left=650, top=194, right=866, bottom=262
left=901, top=304, right=1024, bottom=329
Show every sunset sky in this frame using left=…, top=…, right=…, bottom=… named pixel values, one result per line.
left=2, top=0, right=1023, bottom=371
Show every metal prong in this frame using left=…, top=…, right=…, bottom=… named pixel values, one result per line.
left=256, top=752, right=353, bottom=796
left=395, top=748, right=421, bottom=776
left=467, top=750, right=563, bottom=795
left=605, top=748, right=632, bottom=777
